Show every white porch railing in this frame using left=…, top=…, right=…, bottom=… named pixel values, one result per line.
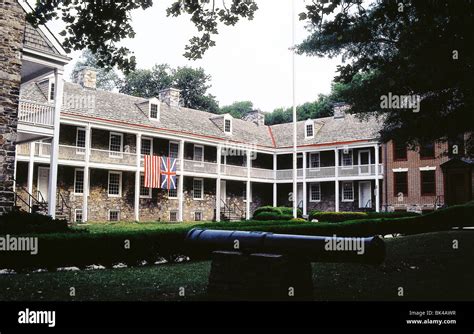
left=183, top=159, right=218, bottom=174
left=18, top=100, right=54, bottom=127
left=16, top=142, right=384, bottom=181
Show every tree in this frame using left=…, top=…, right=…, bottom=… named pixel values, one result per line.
left=297, top=1, right=474, bottom=149
left=71, top=50, right=120, bottom=91
left=264, top=83, right=345, bottom=125
left=220, top=101, right=254, bottom=119
left=27, top=0, right=258, bottom=72
left=119, top=65, right=219, bottom=113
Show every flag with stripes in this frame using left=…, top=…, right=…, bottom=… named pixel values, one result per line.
left=144, top=155, right=161, bottom=188
left=160, top=156, right=177, bottom=190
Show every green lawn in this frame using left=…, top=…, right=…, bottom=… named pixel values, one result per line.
left=1, top=230, right=473, bottom=301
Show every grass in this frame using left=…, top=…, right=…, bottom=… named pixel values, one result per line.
left=1, top=230, right=473, bottom=301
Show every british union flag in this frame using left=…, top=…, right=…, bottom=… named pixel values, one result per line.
left=160, top=156, right=177, bottom=190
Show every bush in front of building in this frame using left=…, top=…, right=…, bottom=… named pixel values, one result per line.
left=308, top=210, right=421, bottom=223
left=253, top=206, right=302, bottom=221
left=0, top=211, right=69, bottom=234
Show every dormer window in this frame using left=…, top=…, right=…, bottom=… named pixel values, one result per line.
left=148, top=98, right=160, bottom=120
left=305, top=119, right=314, bottom=139
left=225, top=119, right=231, bottom=133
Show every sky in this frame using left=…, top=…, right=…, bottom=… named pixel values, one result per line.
left=47, top=1, right=342, bottom=112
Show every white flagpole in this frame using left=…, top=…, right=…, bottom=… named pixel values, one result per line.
left=292, top=0, right=298, bottom=219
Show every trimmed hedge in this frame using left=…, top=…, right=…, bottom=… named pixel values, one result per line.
left=253, top=206, right=302, bottom=220
left=1, top=202, right=472, bottom=271
left=309, top=210, right=420, bottom=222
left=0, top=211, right=69, bottom=234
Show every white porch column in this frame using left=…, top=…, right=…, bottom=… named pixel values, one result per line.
left=302, top=151, right=307, bottom=216
left=178, top=139, right=185, bottom=222
left=215, top=145, right=222, bottom=222
left=82, top=124, right=91, bottom=222
left=273, top=154, right=277, bottom=207
left=27, top=141, right=35, bottom=212
left=134, top=133, right=142, bottom=221
left=374, top=143, right=380, bottom=212
left=246, top=149, right=251, bottom=220
left=47, top=68, right=64, bottom=218
left=334, top=148, right=340, bottom=212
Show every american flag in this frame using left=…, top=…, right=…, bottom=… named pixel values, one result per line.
left=160, top=156, right=177, bottom=190
left=144, top=155, right=161, bottom=188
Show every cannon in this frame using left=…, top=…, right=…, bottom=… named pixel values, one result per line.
left=185, top=229, right=386, bottom=300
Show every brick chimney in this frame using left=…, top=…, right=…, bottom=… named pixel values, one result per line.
left=72, top=67, right=97, bottom=89
left=243, top=109, right=265, bottom=126
left=333, top=102, right=350, bottom=119
left=159, top=88, right=181, bottom=107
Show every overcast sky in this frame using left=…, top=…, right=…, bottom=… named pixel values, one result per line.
left=48, top=1, right=342, bottom=112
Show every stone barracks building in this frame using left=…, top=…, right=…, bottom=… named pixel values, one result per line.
left=3, top=0, right=472, bottom=222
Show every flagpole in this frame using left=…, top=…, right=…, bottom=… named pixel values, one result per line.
left=292, top=0, right=298, bottom=219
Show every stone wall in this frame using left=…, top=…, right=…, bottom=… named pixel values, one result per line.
left=0, top=0, right=25, bottom=214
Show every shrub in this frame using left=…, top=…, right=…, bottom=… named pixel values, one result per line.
left=290, top=218, right=307, bottom=223
left=253, top=206, right=302, bottom=220
left=309, top=211, right=368, bottom=223
left=0, top=211, right=69, bottom=234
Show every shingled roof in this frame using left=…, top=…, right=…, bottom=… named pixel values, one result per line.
left=20, top=80, right=382, bottom=149
left=23, top=22, right=61, bottom=55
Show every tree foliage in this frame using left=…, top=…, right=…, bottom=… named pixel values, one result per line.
left=119, top=65, right=219, bottom=113
left=219, top=101, right=254, bottom=119
left=71, top=50, right=120, bottom=91
left=297, top=0, right=474, bottom=148
left=27, top=0, right=258, bottom=72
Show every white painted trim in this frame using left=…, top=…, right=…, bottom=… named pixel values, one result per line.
left=140, top=136, right=153, bottom=157
left=73, top=168, right=85, bottom=195
left=74, top=209, right=83, bottom=223
left=108, top=209, right=120, bottom=222
left=393, top=168, right=409, bottom=172
left=37, top=166, right=50, bottom=202
left=224, top=115, right=233, bottom=135
left=139, top=172, right=152, bottom=199
left=341, top=149, right=354, bottom=169
left=192, top=177, right=204, bottom=200
left=419, top=166, right=436, bottom=171
left=109, top=132, right=124, bottom=158
left=193, top=144, right=205, bottom=162
left=358, top=181, right=371, bottom=208
left=304, top=119, right=314, bottom=139
left=75, top=127, right=86, bottom=155
left=309, top=152, right=321, bottom=170
left=309, top=182, right=321, bottom=202
left=107, top=171, right=122, bottom=197
left=341, top=181, right=355, bottom=202
left=358, top=149, right=371, bottom=175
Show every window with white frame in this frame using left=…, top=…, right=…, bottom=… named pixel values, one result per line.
left=169, top=211, right=178, bottom=222
left=169, top=141, right=179, bottom=158
left=194, top=145, right=204, bottom=161
left=224, top=118, right=232, bottom=134
left=310, top=183, right=321, bottom=202
left=150, top=103, right=159, bottom=119
left=108, top=172, right=122, bottom=197
left=194, top=211, right=203, bottom=221
left=74, top=169, right=84, bottom=194
left=75, top=209, right=83, bottom=223
left=109, top=210, right=120, bottom=222
left=342, top=181, right=354, bottom=201
left=193, top=178, right=204, bottom=200
left=141, top=137, right=152, bottom=156
left=76, top=128, right=86, bottom=154
left=305, top=120, right=314, bottom=139
left=309, top=152, right=320, bottom=169
left=342, top=150, right=353, bottom=167
left=168, top=178, right=178, bottom=198
left=49, top=81, right=55, bottom=101
left=140, top=173, right=151, bottom=198
left=109, top=133, right=123, bottom=157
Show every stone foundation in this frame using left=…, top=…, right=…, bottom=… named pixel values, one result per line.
left=0, top=0, right=25, bottom=214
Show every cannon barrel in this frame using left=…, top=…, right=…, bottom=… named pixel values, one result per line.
left=186, top=228, right=385, bottom=265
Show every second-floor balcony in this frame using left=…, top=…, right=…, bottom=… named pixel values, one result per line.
left=17, top=142, right=383, bottom=181
left=17, top=100, right=55, bottom=138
